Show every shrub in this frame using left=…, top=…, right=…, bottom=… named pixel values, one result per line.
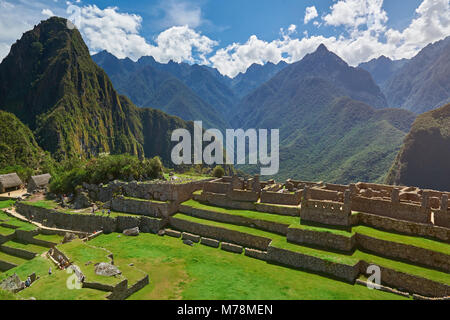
left=213, top=165, right=225, bottom=178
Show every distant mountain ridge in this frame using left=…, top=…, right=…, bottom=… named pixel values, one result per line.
left=382, top=36, right=450, bottom=114
left=358, top=56, right=408, bottom=88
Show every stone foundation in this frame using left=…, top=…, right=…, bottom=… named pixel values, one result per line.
left=221, top=242, right=243, bottom=254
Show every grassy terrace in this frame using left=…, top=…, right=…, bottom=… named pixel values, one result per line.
left=33, top=234, right=63, bottom=244
left=0, top=251, right=28, bottom=266
left=183, top=200, right=450, bottom=255
left=58, top=240, right=126, bottom=286
left=172, top=213, right=450, bottom=285
left=2, top=241, right=49, bottom=255
left=0, top=225, right=15, bottom=236
left=0, top=256, right=108, bottom=300
left=90, top=233, right=404, bottom=300
left=25, top=199, right=146, bottom=219
left=0, top=200, right=15, bottom=210
left=182, top=199, right=299, bottom=225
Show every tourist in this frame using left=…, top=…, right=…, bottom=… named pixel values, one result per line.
left=107, top=209, right=111, bottom=216
left=48, top=267, right=52, bottom=275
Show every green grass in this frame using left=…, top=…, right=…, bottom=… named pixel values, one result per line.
left=0, top=288, right=17, bottom=300
left=182, top=199, right=298, bottom=226
left=173, top=213, right=357, bottom=265
left=58, top=240, right=125, bottom=286
left=0, top=200, right=15, bottom=209
left=0, top=210, right=37, bottom=232
left=2, top=256, right=108, bottom=300
left=2, top=241, right=49, bottom=255
left=0, top=251, right=28, bottom=266
left=353, top=226, right=450, bottom=255
left=0, top=225, right=16, bottom=236
left=172, top=213, right=450, bottom=285
left=28, top=200, right=59, bottom=209
left=33, top=234, right=63, bottom=244
left=89, top=233, right=404, bottom=300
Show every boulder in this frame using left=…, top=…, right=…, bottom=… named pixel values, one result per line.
left=183, top=239, right=194, bottom=246
left=123, top=227, right=140, bottom=236
left=0, top=273, right=24, bottom=293
left=73, top=191, right=92, bottom=209
left=94, top=263, right=121, bottom=277
left=62, top=232, right=77, bottom=244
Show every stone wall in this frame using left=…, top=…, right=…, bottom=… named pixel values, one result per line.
left=0, top=260, right=17, bottom=272
left=0, top=245, right=36, bottom=260
left=353, top=212, right=450, bottom=242
left=111, top=197, right=177, bottom=218
left=169, top=216, right=272, bottom=251
left=106, top=275, right=150, bottom=300
left=309, top=188, right=343, bottom=202
left=180, top=205, right=289, bottom=235
left=300, top=200, right=350, bottom=226
left=260, top=190, right=301, bottom=206
left=287, top=227, right=355, bottom=252
left=203, top=180, right=229, bottom=195
left=16, top=203, right=166, bottom=235
left=267, top=246, right=361, bottom=283
left=434, top=211, right=450, bottom=229
left=352, top=196, right=430, bottom=224
left=229, top=190, right=259, bottom=202
left=204, top=192, right=256, bottom=210
left=254, top=203, right=300, bottom=217
left=356, top=233, right=450, bottom=273
left=359, top=261, right=450, bottom=298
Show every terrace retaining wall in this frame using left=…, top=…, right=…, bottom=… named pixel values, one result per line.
left=111, top=197, right=178, bottom=218
left=0, top=245, right=36, bottom=260
left=0, top=260, right=17, bottom=271
left=169, top=216, right=272, bottom=251
left=353, top=212, right=450, bottom=242
left=180, top=205, right=289, bottom=235
left=359, top=261, right=450, bottom=298
left=356, top=233, right=450, bottom=273
left=287, top=227, right=355, bottom=252
left=267, top=246, right=360, bottom=283
left=16, top=203, right=166, bottom=235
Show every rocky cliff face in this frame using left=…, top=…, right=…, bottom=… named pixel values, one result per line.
left=386, top=103, right=450, bottom=191
left=0, top=17, right=191, bottom=163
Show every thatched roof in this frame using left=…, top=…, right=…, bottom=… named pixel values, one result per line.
left=29, top=174, right=51, bottom=187
left=0, top=173, right=23, bottom=189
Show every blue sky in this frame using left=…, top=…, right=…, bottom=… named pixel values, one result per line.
left=0, top=0, right=448, bottom=77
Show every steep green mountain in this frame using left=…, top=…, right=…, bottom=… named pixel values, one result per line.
left=234, top=45, right=415, bottom=183
left=386, top=103, right=450, bottom=191
left=358, top=56, right=407, bottom=88
left=92, top=54, right=226, bottom=129
left=0, top=17, right=192, bottom=165
left=383, top=36, right=450, bottom=114
left=0, top=110, right=45, bottom=169
left=230, top=61, right=288, bottom=99
left=93, top=51, right=237, bottom=121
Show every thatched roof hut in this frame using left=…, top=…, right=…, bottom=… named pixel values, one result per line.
left=0, top=173, right=23, bottom=193
left=28, top=174, right=51, bottom=192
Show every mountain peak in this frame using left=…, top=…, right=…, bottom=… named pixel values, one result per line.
left=316, top=43, right=329, bottom=52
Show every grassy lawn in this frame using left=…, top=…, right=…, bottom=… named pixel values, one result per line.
left=173, top=213, right=359, bottom=266
left=0, top=225, right=16, bottom=236
left=0, top=251, right=28, bottom=266
left=89, top=233, right=404, bottom=300
left=182, top=199, right=299, bottom=225
left=2, top=241, right=49, bottom=255
left=1, top=256, right=108, bottom=300
left=58, top=240, right=125, bottom=286
left=28, top=200, right=59, bottom=209
left=0, top=200, right=15, bottom=209
left=353, top=226, right=450, bottom=255
left=172, top=213, right=450, bottom=285
left=33, top=234, right=63, bottom=244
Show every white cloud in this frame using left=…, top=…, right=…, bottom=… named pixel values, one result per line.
left=154, top=0, right=204, bottom=29
left=72, top=5, right=217, bottom=63
left=304, top=6, right=318, bottom=24
left=210, top=0, right=450, bottom=77
left=42, top=9, right=55, bottom=17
